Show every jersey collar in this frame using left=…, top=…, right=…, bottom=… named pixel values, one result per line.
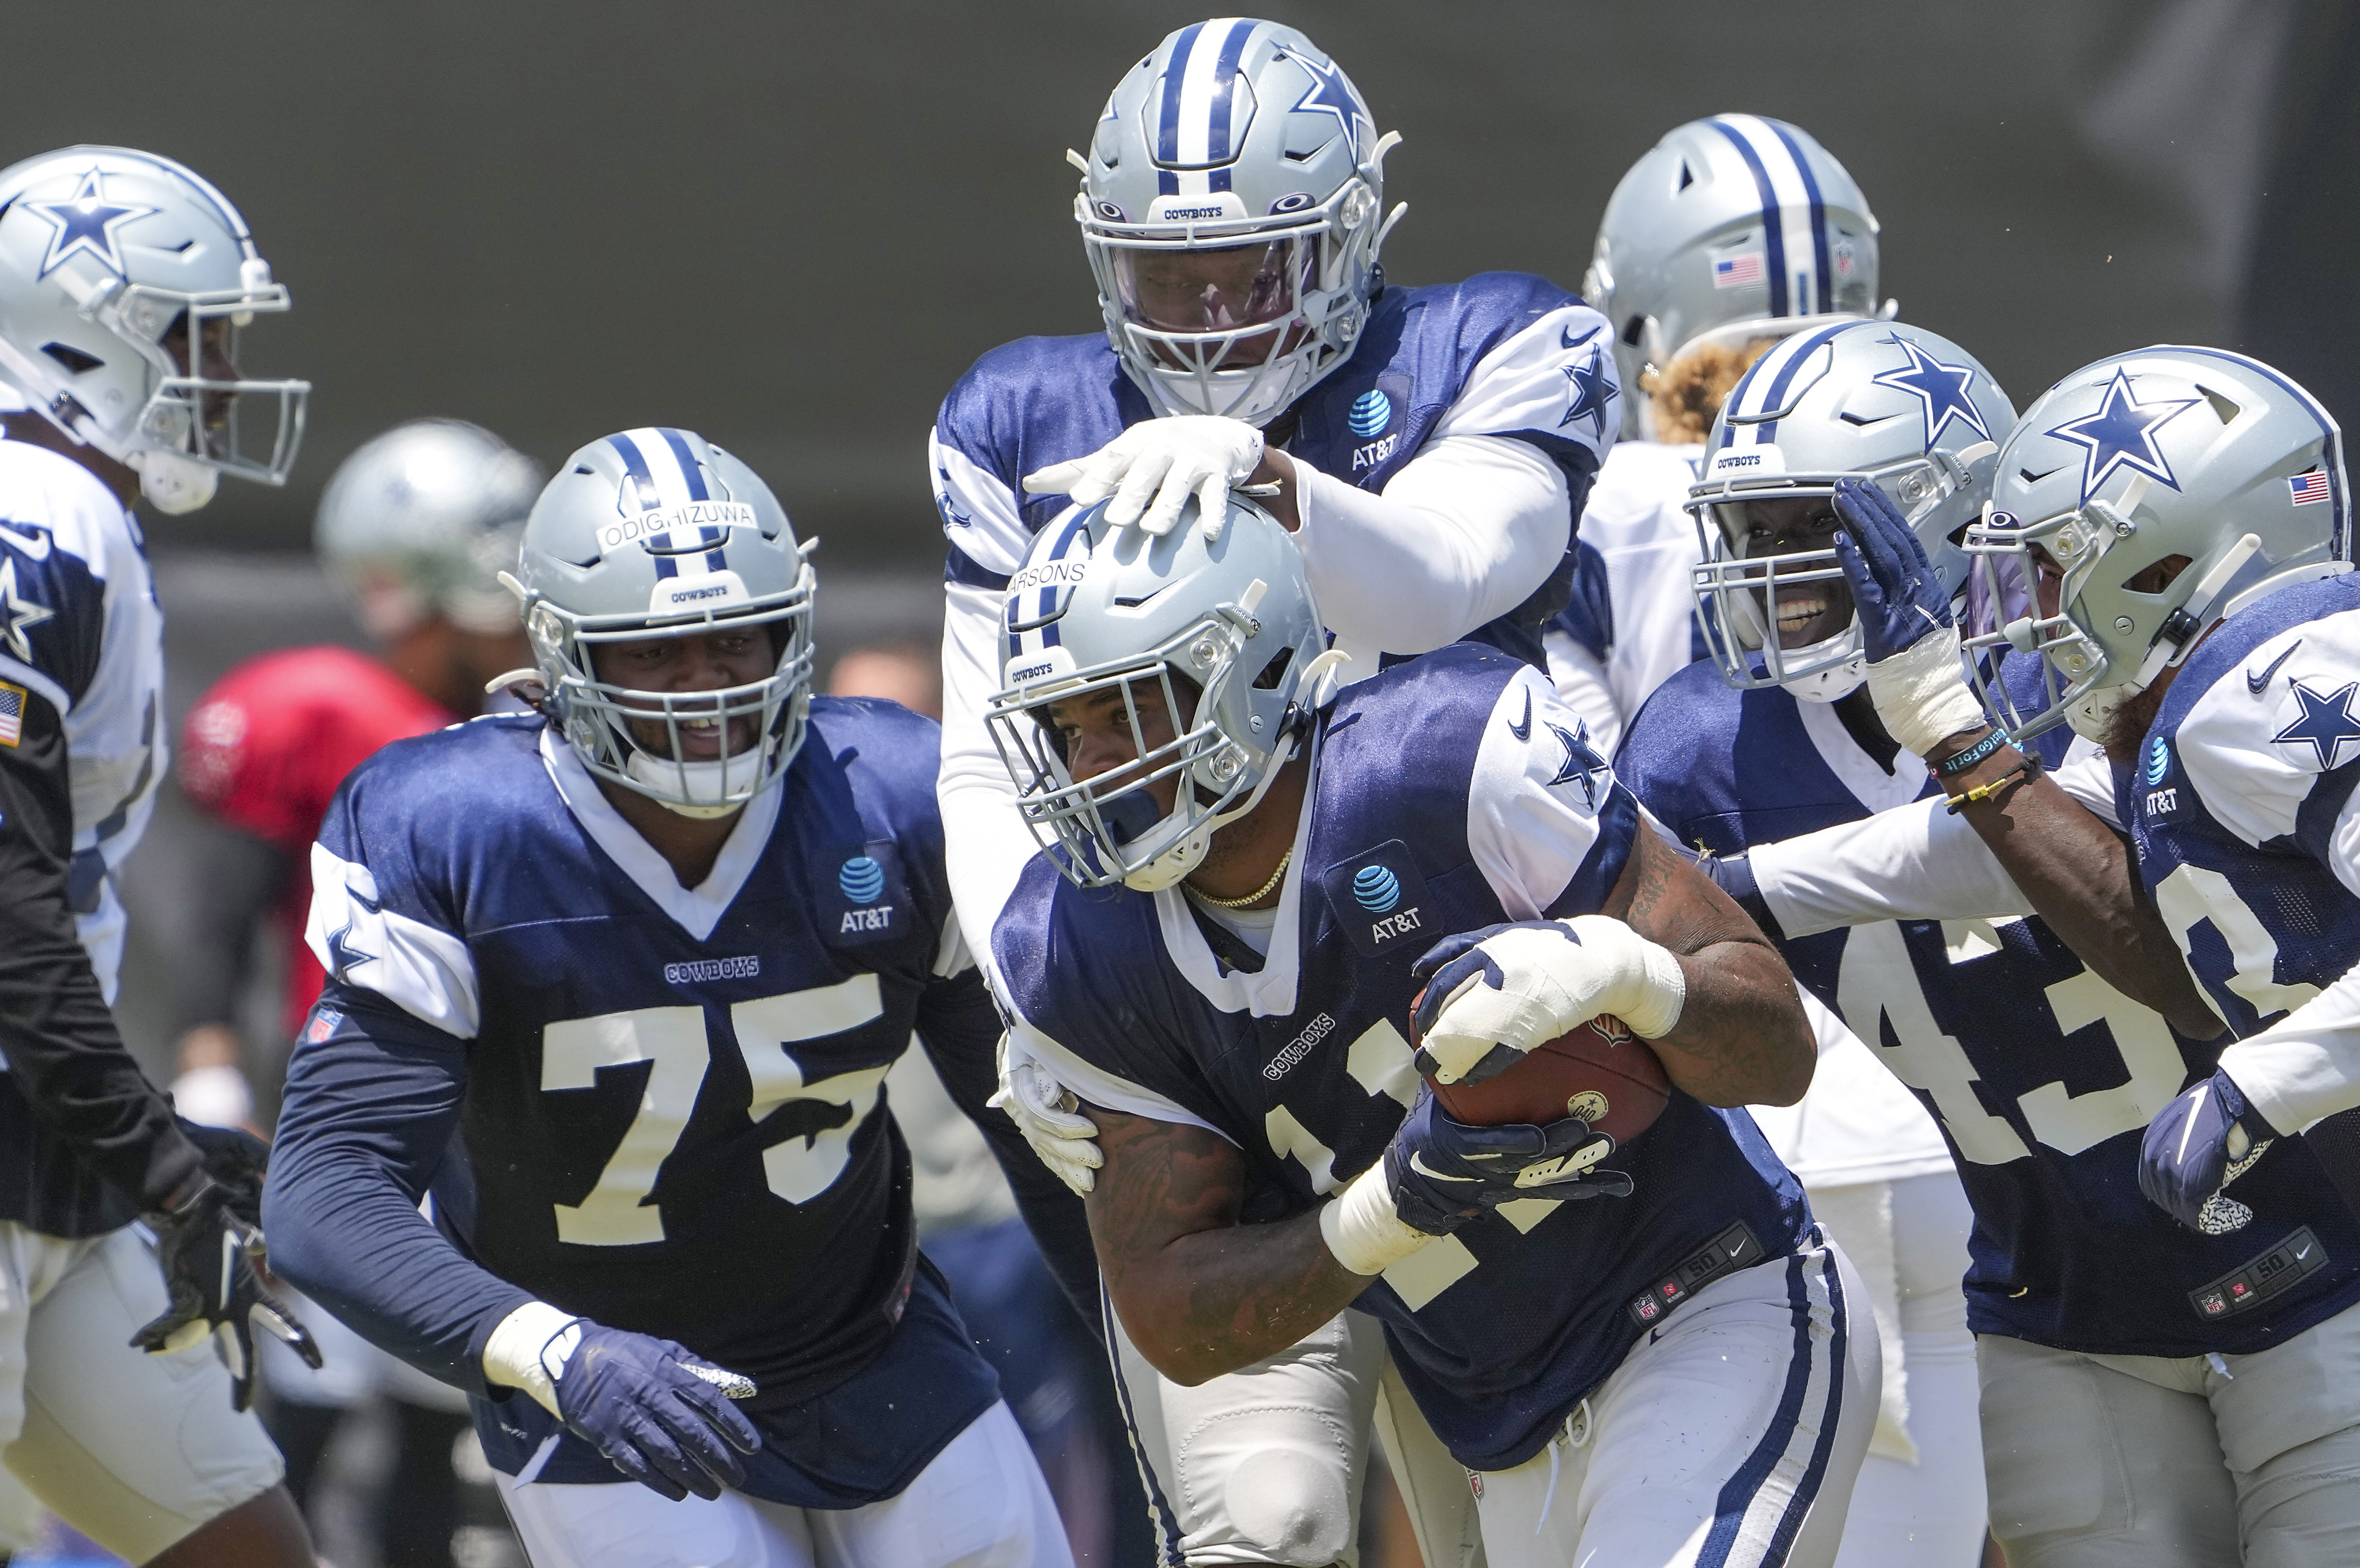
left=537, top=725, right=782, bottom=943
left=1152, top=728, right=1322, bottom=1017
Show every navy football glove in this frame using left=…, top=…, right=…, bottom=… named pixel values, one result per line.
left=548, top=1322, right=762, bottom=1502
left=2139, top=1069, right=2280, bottom=1234
left=176, top=1118, right=271, bottom=1225
left=1383, top=1088, right=1632, bottom=1237
left=1830, top=477, right=1952, bottom=663
left=132, top=1175, right=321, bottom=1411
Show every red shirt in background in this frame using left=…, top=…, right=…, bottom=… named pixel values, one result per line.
left=179, top=646, right=455, bottom=1036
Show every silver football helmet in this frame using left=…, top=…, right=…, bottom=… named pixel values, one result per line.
left=1965, top=347, right=2352, bottom=741
left=1582, top=116, right=1882, bottom=440
left=988, top=494, right=1344, bottom=891
left=1688, top=321, right=2013, bottom=699
left=506, top=427, right=816, bottom=819
left=316, top=420, right=543, bottom=641
left=0, top=147, right=308, bottom=513
left=1076, top=18, right=1403, bottom=425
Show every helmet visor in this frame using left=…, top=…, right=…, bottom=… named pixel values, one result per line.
left=1110, top=237, right=1307, bottom=338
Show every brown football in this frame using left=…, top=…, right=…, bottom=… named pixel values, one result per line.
left=1413, top=991, right=1673, bottom=1145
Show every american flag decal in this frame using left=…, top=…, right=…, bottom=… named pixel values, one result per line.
left=0, top=680, right=22, bottom=747
left=2290, top=472, right=2331, bottom=506
left=1713, top=253, right=1765, bottom=289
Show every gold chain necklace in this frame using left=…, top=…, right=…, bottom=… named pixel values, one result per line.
left=1187, top=849, right=1292, bottom=910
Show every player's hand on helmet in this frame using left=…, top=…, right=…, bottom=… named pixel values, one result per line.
left=990, top=1045, right=1103, bottom=1197
left=543, top=1321, right=762, bottom=1502
left=1829, top=477, right=1990, bottom=756
left=1383, top=1088, right=1631, bottom=1236
left=2139, top=1068, right=2279, bottom=1234
left=132, top=1175, right=321, bottom=1411
left=1409, top=917, right=1685, bottom=1086
left=1023, top=416, right=1264, bottom=539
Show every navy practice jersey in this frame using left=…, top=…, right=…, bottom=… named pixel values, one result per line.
left=0, top=440, right=183, bottom=1237
left=264, top=700, right=1025, bottom=1501
left=1617, top=657, right=2360, bottom=1357
left=932, top=272, right=1613, bottom=668
left=993, top=645, right=1807, bottom=1472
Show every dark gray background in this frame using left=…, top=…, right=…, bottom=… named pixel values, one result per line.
left=12, top=0, right=2355, bottom=564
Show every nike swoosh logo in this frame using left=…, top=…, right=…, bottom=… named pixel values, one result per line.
left=2297, top=1244, right=2313, bottom=1259
left=1561, top=323, right=1601, bottom=351
left=1728, top=1241, right=1745, bottom=1256
left=2019, top=464, right=2069, bottom=485
left=2248, top=639, right=2302, bottom=695
left=0, top=523, right=50, bottom=562
left=1408, top=1152, right=1478, bottom=1184
left=1508, top=688, right=1533, bottom=742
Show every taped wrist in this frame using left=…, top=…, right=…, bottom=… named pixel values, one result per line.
left=1320, top=1162, right=1438, bottom=1275
left=1559, top=915, right=1687, bottom=1040
left=1865, top=626, right=1988, bottom=759
left=482, top=1300, right=581, bottom=1418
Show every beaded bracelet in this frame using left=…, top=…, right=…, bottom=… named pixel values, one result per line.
left=1943, top=752, right=2045, bottom=814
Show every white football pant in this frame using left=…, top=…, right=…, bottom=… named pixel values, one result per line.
left=1980, top=1290, right=2360, bottom=1567
left=0, top=1220, right=287, bottom=1563
left=498, top=1397, right=1069, bottom=1568
left=1469, top=1234, right=1878, bottom=1568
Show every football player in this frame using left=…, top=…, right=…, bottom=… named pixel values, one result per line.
left=261, top=428, right=1075, bottom=1567
left=985, top=495, right=1877, bottom=1568
left=0, top=147, right=318, bottom=1565
left=1718, top=347, right=2360, bottom=1563
left=171, top=418, right=540, bottom=1559
left=1620, top=319, right=2255, bottom=1565
left=1553, top=115, right=1885, bottom=754
left=932, top=21, right=1616, bottom=1560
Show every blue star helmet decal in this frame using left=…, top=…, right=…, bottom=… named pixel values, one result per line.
left=1276, top=48, right=1366, bottom=158
left=0, top=558, right=54, bottom=662
left=27, top=169, right=160, bottom=281
left=2271, top=679, right=2360, bottom=771
left=2048, top=368, right=2200, bottom=503
left=1561, top=346, right=1618, bottom=438
left=1870, top=335, right=1992, bottom=449
left=1545, top=718, right=1611, bottom=808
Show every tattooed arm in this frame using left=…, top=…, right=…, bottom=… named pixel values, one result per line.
left=1601, top=825, right=1814, bottom=1107
left=1084, top=1109, right=1365, bottom=1387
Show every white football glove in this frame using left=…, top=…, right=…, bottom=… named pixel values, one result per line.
left=1023, top=416, right=1264, bottom=539
left=1409, top=916, right=1686, bottom=1085
left=988, top=1038, right=1103, bottom=1196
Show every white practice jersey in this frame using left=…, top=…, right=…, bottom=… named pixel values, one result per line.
left=0, top=440, right=163, bottom=1002
left=1545, top=439, right=1707, bottom=756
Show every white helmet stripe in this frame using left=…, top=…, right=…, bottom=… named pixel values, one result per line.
left=1168, top=18, right=1257, bottom=169
left=615, top=427, right=698, bottom=513
left=1709, top=115, right=1820, bottom=320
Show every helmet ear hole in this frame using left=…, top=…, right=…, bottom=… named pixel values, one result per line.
left=40, top=342, right=99, bottom=374
left=1251, top=647, right=1294, bottom=689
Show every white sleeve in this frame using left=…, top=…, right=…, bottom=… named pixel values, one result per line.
left=938, top=581, right=1041, bottom=987
left=2219, top=956, right=2360, bottom=1133
left=1292, top=434, right=1570, bottom=666
left=304, top=843, right=480, bottom=1038
left=1749, top=797, right=2037, bottom=937
left=1462, top=666, right=1629, bottom=917
left=2332, top=786, right=2360, bottom=900
left=1545, top=626, right=1622, bottom=759
left=932, top=425, right=1031, bottom=582
left=2052, top=745, right=2121, bottom=830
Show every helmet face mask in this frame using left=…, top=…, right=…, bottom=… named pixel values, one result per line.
left=1077, top=20, right=1397, bottom=427
left=1688, top=321, right=2014, bottom=700
left=0, top=149, right=309, bottom=511
left=512, top=428, right=817, bottom=819
left=1963, top=348, right=2353, bottom=742
left=988, top=495, right=1339, bottom=892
